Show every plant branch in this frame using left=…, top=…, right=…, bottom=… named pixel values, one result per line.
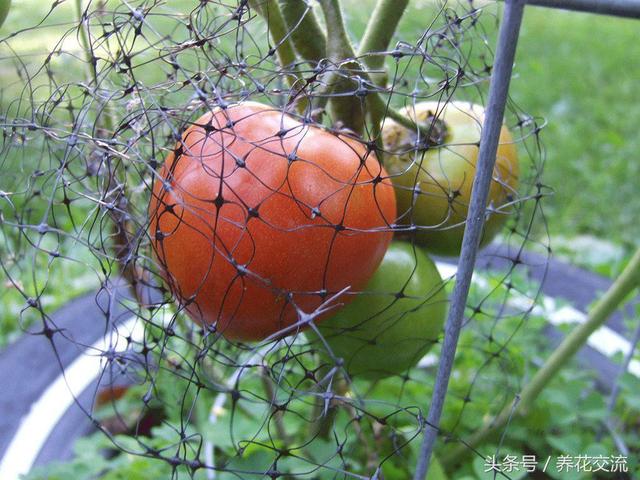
left=320, top=0, right=355, bottom=60
left=278, top=0, right=326, bottom=63
left=365, top=94, right=448, bottom=158
left=358, top=0, right=409, bottom=74
left=318, top=0, right=366, bottom=133
left=356, top=0, right=409, bottom=144
left=307, top=0, right=434, bottom=145
left=249, top=0, right=297, bottom=79
left=441, top=246, right=640, bottom=468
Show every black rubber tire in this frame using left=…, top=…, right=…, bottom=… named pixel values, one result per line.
left=0, top=282, right=134, bottom=467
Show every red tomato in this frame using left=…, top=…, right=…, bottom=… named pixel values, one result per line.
left=149, top=102, right=396, bottom=341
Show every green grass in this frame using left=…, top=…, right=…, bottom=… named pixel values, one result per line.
left=513, top=7, right=640, bottom=250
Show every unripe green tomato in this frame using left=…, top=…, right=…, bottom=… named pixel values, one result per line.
left=315, top=242, right=447, bottom=380
left=0, top=0, right=11, bottom=28
left=383, top=101, right=519, bottom=256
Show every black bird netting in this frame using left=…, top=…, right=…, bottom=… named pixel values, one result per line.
left=0, top=0, right=550, bottom=478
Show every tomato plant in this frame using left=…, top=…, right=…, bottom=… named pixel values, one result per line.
left=315, top=241, right=447, bottom=380
left=0, top=0, right=10, bottom=28
left=383, top=101, right=519, bottom=256
left=149, top=102, right=396, bottom=341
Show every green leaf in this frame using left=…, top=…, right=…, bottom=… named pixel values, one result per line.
left=224, top=446, right=275, bottom=477
left=545, top=433, right=583, bottom=455
left=577, top=392, right=608, bottom=421
left=426, top=456, right=449, bottom=480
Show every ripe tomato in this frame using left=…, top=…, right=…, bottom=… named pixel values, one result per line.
left=314, top=242, right=447, bottom=380
left=149, top=102, right=396, bottom=341
left=0, top=0, right=11, bottom=28
left=382, top=101, right=519, bottom=256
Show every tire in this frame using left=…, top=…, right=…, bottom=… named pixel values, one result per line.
left=0, top=246, right=637, bottom=477
left=0, top=281, right=137, bottom=478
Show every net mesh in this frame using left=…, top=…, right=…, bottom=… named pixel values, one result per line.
left=0, top=0, right=549, bottom=478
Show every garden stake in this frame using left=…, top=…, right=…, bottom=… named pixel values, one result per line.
left=412, top=1, right=526, bottom=478
left=520, top=0, right=640, bottom=18
left=442, top=246, right=640, bottom=468
left=605, top=317, right=640, bottom=415
left=594, top=311, right=640, bottom=454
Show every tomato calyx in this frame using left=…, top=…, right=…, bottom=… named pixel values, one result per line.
left=399, top=111, right=449, bottom=153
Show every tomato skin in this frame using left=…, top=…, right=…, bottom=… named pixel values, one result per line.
left=315, top=242, right=446, bottom=380
left=149, top=102, right=396, bottom=341
left=383, top=101, right=519, bottom=256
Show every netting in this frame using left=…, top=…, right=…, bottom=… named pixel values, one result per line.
left=0, top=0, right=550, bottom=478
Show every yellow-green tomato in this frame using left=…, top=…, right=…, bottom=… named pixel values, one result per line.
left=0, top=0, right=11, bottom=28
left=315, top=242, right=447, bottom=381
left=383, top=101, right=519, bottom=256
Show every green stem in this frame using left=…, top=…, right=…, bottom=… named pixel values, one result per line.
left=249, top=0, right=297, bottom=78
left=441, top=246, right=640, bottom=468
left=320, top=0, right=355, bottom=60
left=0, top=0, right=11, bottom=29
left=319, top=0, right=366, bottom=134
left=278, top=0, right=326, bottom=63
left=357, top=0, right=409, bottom=146
left=368, top=94, right=446, bottom=144
left=358, top=0, right=409, bottom=74
left=310, top=0, right=433, bottom=145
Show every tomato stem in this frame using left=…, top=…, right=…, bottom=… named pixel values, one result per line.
left=318, top=0, right=367, bottom=134
left=278, top=0, right=326, bottom=63
left=0, top=0, right=11, bottom=29
left=368, top=94, right=449, bottom=151
left=440, top=246, right=640, bottom=470
left=248, top=0, right=299, bottom=85
left=358, top=0, right=409, bottom=82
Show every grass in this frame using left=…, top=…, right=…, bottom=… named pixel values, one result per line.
left=513, top=7, right=640, bottom=250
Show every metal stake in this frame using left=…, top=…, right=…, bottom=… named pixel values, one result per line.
left=524, top=0, right=640, bottom=19
left=412, top=1, right=526, bottom=477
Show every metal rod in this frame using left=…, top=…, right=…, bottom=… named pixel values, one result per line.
left=412, top=1, right=526, bottom=478
left=606, top=318, right=640, bottom=415
left=524, top=0, right=640, bottom=19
